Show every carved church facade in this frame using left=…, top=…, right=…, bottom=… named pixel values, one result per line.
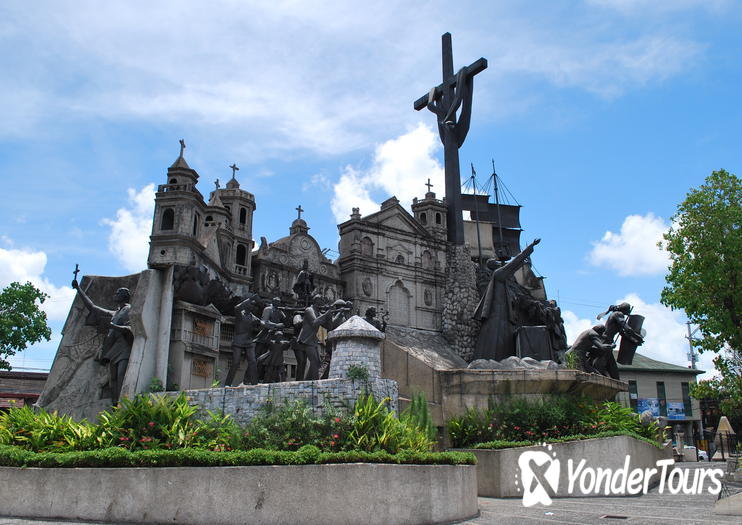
left=337, top=191, right=448, bottom=331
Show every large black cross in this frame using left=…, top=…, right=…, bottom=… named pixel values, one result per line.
left=414, top=33, right=487, bottom=245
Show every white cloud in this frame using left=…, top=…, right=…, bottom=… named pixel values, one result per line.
left=0, top=3, right=709, bottom=151
left=330, top=123, right=444, bottom=221
left=0, top=246, right=75, bottom=322
left=102, top=184, right=155, bottom=273
left=589, top=213, right=670, bottom=276
left=563, top=310, right=595, bottom=345
left=564, top=293, right=716, bottom=379
left=616, top=293, right=717, bottom=378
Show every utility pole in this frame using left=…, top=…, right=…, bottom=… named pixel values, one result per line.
left=686, top=321, right=699, bottom=369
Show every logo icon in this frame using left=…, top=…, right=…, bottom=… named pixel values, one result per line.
left=517, top=444, right=560, bottom=507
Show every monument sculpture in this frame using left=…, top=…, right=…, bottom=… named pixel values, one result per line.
left=71, top=274, right=133, bottom=405
left=414, top=32, right=487, bottom=245
left=569, top=324, right=617, bottom=377
left=224, top=294, right=263, bottom=386
left=472, top=238, right=541, bottom=361
left=597, top=302, right=645, bottom=365
left=414, top=32, right=488, bottom=359
left=293, top=259, right=315, bottom=307
left=363, top=307, right=386, bottom=332
left=263, top=331, right=290, bottom=383
left=296, top=294, right=343, bottom=380
left=255, top=297, right=287, bottom=358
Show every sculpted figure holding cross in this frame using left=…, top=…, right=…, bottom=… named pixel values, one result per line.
left=415, top=33, right=487, bottom=244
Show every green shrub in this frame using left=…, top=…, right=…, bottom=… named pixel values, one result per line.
left=345, top=393, right=434, bottom=454
left=0, top=443, right=476, bottom=468
left=447, top=396, right=663, bottom=449
left=241, top=399, right=351, bottom=452
left=347, top=364, right=370, bottom=382
left=447, top=396, right=597, bottom=448
left=0, top=405, right=97, bottom=452
left=472, top=431, right=662, bottom=450
left=584, top=401, right=659, bottom=441
left=402, top=392, right=437, bottom=442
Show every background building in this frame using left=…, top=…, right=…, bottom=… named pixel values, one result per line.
left=615, top=351, right=703, bottom=444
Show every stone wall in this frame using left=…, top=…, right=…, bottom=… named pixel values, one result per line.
left=441, top=244, right=480, bottom=361
left=176, top=378, right=398, bottom=426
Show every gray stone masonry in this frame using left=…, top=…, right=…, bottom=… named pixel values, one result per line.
left=171, top=314, right=397, bottom=425
left=176, top=378, right=398, bottom=426
left=442, top=244, right=480, bottom=361
left=327, top=315, right=384, bottom=380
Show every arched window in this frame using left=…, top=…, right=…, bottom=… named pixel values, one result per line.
left=236, top=244, right=247, bottom=266
left=435, top=212, right=442, bottom=225
left=239, top=208, right=247, bottom=225
left=161, top=208, right=175, bottom=230
left=420, top=212, right=427, bottom=225
left=395, top=254, right=405, bottom=264
left=169, top=178, right=177, bottom=184
left=205, top=215, right=214, bottom=224
left=361, top=236, right=374, bottom=257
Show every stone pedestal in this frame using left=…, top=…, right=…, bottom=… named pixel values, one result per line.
left=327, top=316, right=385, bottom=380
left=441, top=244, right=480, bottom=361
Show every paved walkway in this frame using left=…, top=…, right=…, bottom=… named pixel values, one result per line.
left=462, top=462, right=739, bottom=525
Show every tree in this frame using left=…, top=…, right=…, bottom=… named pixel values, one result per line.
left=0, top=281, right=52, bottom=370
left=661, top=170, right=741, bottom=431
left=660, top=169, right=741, bottom=355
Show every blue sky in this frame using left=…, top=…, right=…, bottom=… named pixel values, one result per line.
left=1, top=1, right=739, bottom=377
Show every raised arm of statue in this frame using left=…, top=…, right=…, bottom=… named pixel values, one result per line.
left=71, top=279, right=114, bottom=320
left=494, top=238, right=541, bottom=279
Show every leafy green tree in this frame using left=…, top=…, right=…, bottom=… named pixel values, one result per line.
left=660, top=169, right=741, bottom=355
left=661, top=170, right=741, bottom=431
left=0, top=281, right=52, bottom=370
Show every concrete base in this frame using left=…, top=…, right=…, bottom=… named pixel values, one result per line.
left=382, top=336, right=628, bottom=441
left=715, top=491, right=742, bottom=516
left=458, top=435, right=671, bottom=498
left=0, top=463, right=478, bottom=525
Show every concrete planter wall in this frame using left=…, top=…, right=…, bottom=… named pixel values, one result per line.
left=458, top=435, right=671, bottom=498
left=0, top=463, right=478, bottom=525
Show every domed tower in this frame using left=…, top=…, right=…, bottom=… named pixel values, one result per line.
left=148, top=140, right=208, bottom=269
left=411, top=179, right=447, bottom=241
left=216, top=164, right=256, bottom=281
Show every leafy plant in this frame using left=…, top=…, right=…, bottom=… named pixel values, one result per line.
left=147, top=377, right=165, bottom=393
left=345, top=393, right=434, bottom=453
left=402, top=392, right=437, bottom=442
left=347, top=364, right=369, bottom=382
left=241, top=399, right=350, bottom=451
left=447, top=396, right=609, bottom=448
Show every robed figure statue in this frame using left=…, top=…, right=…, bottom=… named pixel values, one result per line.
left=472, top=238, right=541, bottom=361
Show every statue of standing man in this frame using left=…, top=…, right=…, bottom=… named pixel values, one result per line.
left=472, top=238, right=541, bottom=361
left=71, top=277, right=133, bottom=405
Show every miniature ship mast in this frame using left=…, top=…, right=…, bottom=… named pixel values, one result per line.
left=491, top=160, right=508, bottom=262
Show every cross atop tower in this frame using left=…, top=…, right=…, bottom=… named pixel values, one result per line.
left=179, top=139, right=186, bottom=157
left=296, top=205, right=304, bottom=220
left=229, top=163, right=239, bottom=179
left=214, top=178, right=220, bottom=190
left=425, top=178, right=434, bottom=192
